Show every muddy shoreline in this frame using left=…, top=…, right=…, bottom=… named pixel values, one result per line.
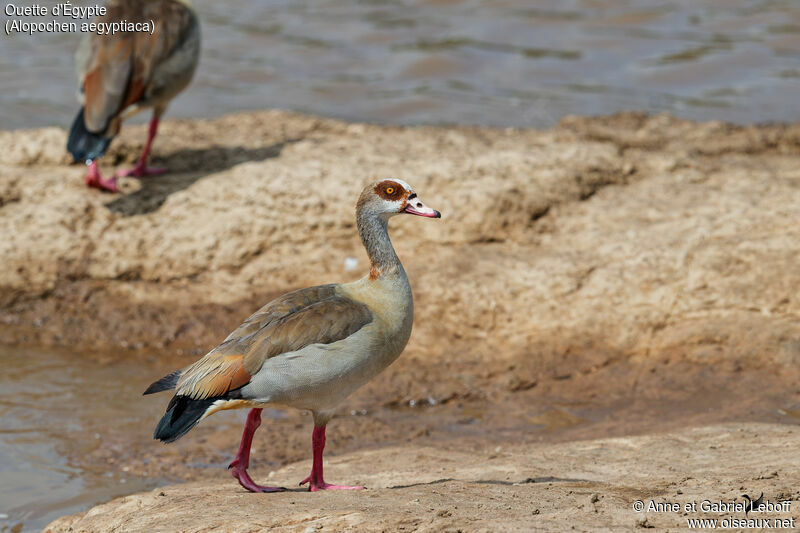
left=2, top=110, right=800, bottom=530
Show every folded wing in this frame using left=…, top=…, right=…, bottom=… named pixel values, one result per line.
left=158, top=285, right=374, bottom=402
left=77, top=0, right=196, bottom=135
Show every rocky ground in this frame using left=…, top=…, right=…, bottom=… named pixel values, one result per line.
left=1, top=110, right=799, bottom=530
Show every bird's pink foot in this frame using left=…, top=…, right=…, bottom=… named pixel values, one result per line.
left=85, top=162, right=119, bottom=193
left=299, top=475, right=364, bottom=492
left=299, top=425, right=365, bottom=491
left=226, top=409, right=284, bottom=493
left=115, top=165, right=167, bottom=178
left=229, top=459, right=285, bottom=493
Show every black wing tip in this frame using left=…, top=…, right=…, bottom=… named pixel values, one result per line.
left=143, top=370, right=182, bottom=396
left=67, top=107, right=113, bottom=163
left=153, top=395, right=215, bottom=443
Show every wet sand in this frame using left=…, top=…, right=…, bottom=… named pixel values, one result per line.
left=0, top=110, right=799, bottom=530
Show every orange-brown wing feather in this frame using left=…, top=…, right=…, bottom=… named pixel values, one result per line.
left=82, top=33, right=134, bottom=132
left=176, top=354, right=252, bottom=400
left=174, top=285, right=373, bottom=400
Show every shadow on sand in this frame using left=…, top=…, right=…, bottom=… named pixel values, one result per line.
left=387, top=476, right=589, bottom=490
left=105, top=138, right=304, bottom=217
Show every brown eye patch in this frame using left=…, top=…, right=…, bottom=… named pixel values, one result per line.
left=374, top=180, right=406, bottom=201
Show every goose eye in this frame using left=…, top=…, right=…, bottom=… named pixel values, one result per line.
left=386, top=187, right=395, bottom=195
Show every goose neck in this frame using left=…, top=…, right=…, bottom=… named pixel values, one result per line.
left=357, top=211, right=400, bottom=277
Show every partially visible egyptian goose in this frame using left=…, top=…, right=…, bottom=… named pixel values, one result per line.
left=145, top=180, right=441, bottom=491
left=67, top=0, right=200, bottom=192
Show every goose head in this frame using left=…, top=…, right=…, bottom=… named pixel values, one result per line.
left=357, top=179, right=441, bottom=220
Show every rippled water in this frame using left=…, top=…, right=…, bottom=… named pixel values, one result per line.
left=2, top=0, right=800, bottom=130
left=0, top=345, right=291, bottom=532
left=0, top=347, right=159, bottom=532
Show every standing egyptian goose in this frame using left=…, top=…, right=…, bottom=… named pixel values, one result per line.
left=67, top=0, right=200, bottom=192
left=145, top=180, right=441, bottom=491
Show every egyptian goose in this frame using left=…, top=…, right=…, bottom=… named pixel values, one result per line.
left=67, top=0, right=200, bottom=192
left=145, top=180, right=441, bottom=491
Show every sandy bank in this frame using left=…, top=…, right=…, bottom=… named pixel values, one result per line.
left=44, top=423, right=800, bottom=532
left=3, top=111, right=800, bottom=364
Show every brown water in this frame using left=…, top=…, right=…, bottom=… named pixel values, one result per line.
left=2, top=0, right=800, bottom=130
left=0, top=346, right=266, bottom=532
left=0, top=347, right=158, bottom=532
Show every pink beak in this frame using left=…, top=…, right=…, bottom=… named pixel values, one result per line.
left=403, top=196, right=441, bottom=218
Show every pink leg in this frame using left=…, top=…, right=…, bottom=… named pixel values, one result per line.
left=115, top=117, right=168, bottom=178
left=84, top=160, right=119, bottom=193
left=298, top=425, right=364, bottom=491
left=228, top=408, right=285, bottom=493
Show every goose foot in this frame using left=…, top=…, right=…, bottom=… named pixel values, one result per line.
left=299, top=425, right=364, bottom=492
left=115, top=116, right=165, bottom=179
left=299, top=476, right=364, bottom=492
left=85, top=161, right=118, bottom=193
left=229, top=408, right=286, bottom=493
left=229, top=460, right=285, bottom=493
